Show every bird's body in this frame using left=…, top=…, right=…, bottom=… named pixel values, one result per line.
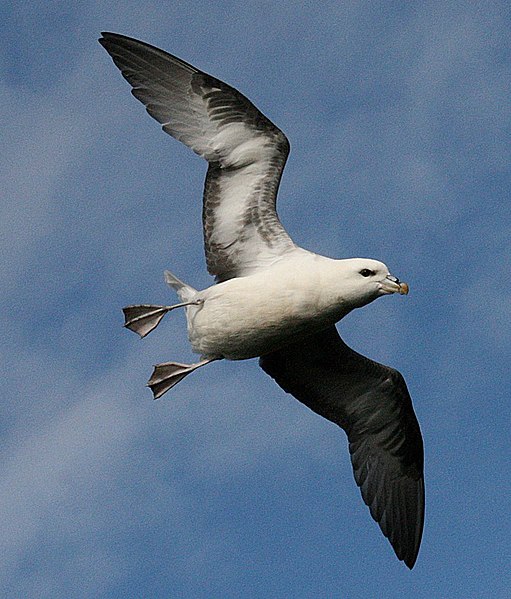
left=183, top=253, right=401, bottom=360
left=100, top=32, right=424, bottom=569
left=188, top=254, right=325, bottom=360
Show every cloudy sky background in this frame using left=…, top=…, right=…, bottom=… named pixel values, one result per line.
left=2, top=1, right=510, bottom=597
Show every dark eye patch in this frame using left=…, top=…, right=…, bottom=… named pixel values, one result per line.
left=359, top=269, right=374, bottom=277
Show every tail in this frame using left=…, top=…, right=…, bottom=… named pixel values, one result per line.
left=164, top=269, right=197, bottom=302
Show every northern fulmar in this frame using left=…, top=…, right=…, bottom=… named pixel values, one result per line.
left=100, top=32, right=424, bottom=569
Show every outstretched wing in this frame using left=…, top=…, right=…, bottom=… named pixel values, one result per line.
left=99, top=32, right=295, bottom=281
left=260, top=326, right=425, bottom=569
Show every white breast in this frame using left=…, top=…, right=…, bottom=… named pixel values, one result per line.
left=185, top=252, right=351, bottom=360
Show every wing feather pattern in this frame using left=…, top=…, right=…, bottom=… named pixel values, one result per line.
left=260, top=326, right=424, bottom=569
left=99, top=32, right=295, bottom=281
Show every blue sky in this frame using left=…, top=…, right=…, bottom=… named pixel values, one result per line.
left=2, top=1, right=510, bottom=597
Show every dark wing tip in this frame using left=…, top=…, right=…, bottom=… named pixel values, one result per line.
left=404, top=477, right=425, bottom=569
left=354, top=461, right=425, bottom=569
left=374, top=474, right=425, bottom=569
left=99, top=31, right=128, bottom=41
left=98, top=32, right=131, bottom=55
left=98, top=31, right=120, bottom=46
left=98, top=32, right=153, bottom=55
left=350, top=383, right=425, bottom=569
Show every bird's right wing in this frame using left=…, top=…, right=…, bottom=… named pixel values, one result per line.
left=260, top=326, right=425, bottom=569
left=99, top=33, right=295, bottom=281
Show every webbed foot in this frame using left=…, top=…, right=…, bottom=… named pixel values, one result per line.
left=147, top=358, right=215, bottom=399
left=123, top=300, right=202, bottom=338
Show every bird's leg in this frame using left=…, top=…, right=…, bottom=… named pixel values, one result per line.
left=147, top=358, right=216, bottom=399
left=122, top=300, right=203, bottom=338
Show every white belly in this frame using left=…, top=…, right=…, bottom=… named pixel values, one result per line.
left=185, top=255, right=348, bottom=360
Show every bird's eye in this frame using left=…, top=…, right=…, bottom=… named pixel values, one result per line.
left=359, top=269, right=374, bottom=277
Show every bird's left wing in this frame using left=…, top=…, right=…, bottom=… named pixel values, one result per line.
left=260, top=326, right=425, bottom=569
left=99, top=33, right=295, bottom=281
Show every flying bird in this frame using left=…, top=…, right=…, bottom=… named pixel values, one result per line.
left=99, top=32, right=424, bottom=569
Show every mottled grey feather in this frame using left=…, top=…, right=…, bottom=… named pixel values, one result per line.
left=260, top=326, right=424, bottom=569
left=99, top=32, right=295, bottom=281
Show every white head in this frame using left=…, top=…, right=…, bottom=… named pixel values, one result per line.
left=330, top=257, right=409, bottom=311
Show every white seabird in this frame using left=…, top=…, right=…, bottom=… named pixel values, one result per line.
left=100, top=33, right=424, bottom=569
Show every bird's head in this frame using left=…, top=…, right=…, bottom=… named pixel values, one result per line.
left=333, top=258, right=409, bottom=310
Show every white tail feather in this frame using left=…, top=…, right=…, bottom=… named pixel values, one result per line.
left=164, top=269, right=197, bottom=302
